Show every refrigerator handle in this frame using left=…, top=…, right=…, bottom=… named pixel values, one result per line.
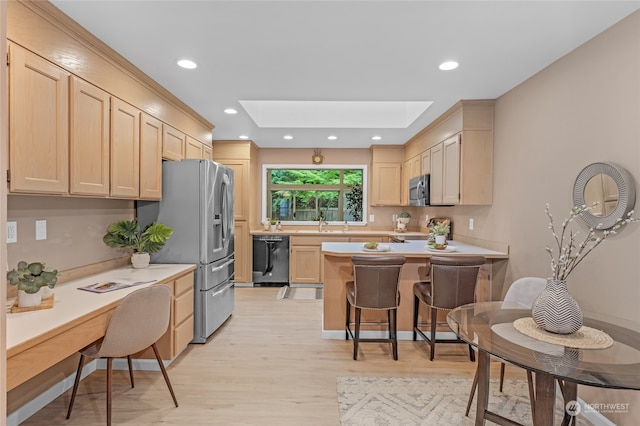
left=211, top=258, right=235, bottom=273
left=221, top=173, right=231, bottom=246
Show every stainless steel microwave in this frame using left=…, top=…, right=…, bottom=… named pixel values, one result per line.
left=409, top=174, right=430, bottom=206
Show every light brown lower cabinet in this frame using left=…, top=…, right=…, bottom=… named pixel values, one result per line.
left=290, top=236, right=349, bottom=284
left=138, top=270, right=194, bottom=360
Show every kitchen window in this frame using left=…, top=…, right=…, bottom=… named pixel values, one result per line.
left=263, top=165, right=367, bottom=224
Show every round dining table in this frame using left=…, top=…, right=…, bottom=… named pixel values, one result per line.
left=446, top=301, right=640, bottom=426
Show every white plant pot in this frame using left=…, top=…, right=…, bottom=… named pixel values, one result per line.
left=18, top=290, right=42, bottom=308
left=435, top=235, right=447, bottom=245
left=270, top=225, right=277, bottom=232
left=398, top=217, right=410, bottom=225
left=39, top=286, right=54, bottom=299
left=131, top=252, right=151, bottom=269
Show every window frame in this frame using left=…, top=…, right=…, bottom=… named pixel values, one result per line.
left=261, top=164, right=368, bottom=226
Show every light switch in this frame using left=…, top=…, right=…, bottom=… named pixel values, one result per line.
left=7, top=221, right=17, bottom=243
left=36, top=220, right=47, bottom=240
left=469, top=218, right=474, bottom=230
left=369, top=215, right=375, bottom=222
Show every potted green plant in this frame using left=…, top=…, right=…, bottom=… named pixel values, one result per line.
left=7, top=261, right=58, bottom=307
left=431, top=221, right=450, bottom=245
left=103, top=220, right=173, bottom=268
left=398, top=212, right=411, bottom=225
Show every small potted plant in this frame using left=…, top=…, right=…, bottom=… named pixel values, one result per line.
left=398, top=212, right=411, bottom=225
left=431, top=221, right=450, bottom=245
left=103, top=219, right=173, bottom=268
left=270, top=218, right=277, bottom=232
left=7, top=261, right=58, bottom=307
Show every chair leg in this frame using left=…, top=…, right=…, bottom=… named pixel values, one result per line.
left=429, top=307, right=437, bottom=361
left=412, top=294, right=419, bottom=341
left=66, top=354, right=85, bottom=419
left=127, top=355, right=135, bottom=388
left=353, top=308, right=361, bottom=360
left=107, top=357, right=113, bottom=426
left=468, top=344, right=476, bottom=362
left=389, top=309, right=398, bottom=361
left=465, top=364, right=479, bottom=417
left=151, top=343, right=179, bottom=407
left=345, top=298, right=351, bottom=340
left=499, top=362, right=506, bottom=392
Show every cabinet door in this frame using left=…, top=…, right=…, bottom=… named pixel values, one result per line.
left=70, top=77, right=110, bottom=196
left=410, top=155, right=421, bottom=178
left=430, top=144, right=443, bottom=205
left=233, top=221, right=249, bottom=283
left=371, top=163, right=401, bottom=206
left=185, top=136, right=203, bottom=159
left=162, top=125, right=185, bottom=161
left=442, top=134, right=461, bottom=205
left=219, top=160, right=248, bottom=221
left=110, top=98, right=140, bottom=198
left=202, top=145, right=213, bottom=160
left=421, top=150, right=431, bottom=175
left=9, top=45, right=69, bottom=194
left=140, top=113, right=163, bottom=200
left=290, top=246, right=322, bottom=284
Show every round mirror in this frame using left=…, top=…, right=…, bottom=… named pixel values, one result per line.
left=573, top=162, right=636, bottom=229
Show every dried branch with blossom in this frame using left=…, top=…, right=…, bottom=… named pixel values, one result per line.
left=545, top=203, right=638, bottom=281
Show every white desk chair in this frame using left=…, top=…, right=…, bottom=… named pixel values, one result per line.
left=465, top=277, right=546, bottom=417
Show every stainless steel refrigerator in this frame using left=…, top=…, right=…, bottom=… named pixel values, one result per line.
left=137, top=159, right=234, bottom=343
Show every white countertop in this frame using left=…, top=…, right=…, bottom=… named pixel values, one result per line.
left=6, top=264, right=196, bottom=351
left=321, top=240, right=508, bottom=258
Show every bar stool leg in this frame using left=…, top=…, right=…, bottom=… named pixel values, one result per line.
left=345, top=298, right=351, bottom=340
left=412, top=294, right=419, bottom=341
left=389, top=309, right=398, bottom=360
left=429, top=307, right=437, bottom=361
left=353, top=308, right=362, bottom=360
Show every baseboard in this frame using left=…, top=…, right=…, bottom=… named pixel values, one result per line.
left=7, top=357, right=174, bottom=425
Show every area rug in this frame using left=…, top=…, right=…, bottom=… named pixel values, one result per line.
left=337, top=376, right=587, bottom=426
left=277, top=286, right=323, bottom=300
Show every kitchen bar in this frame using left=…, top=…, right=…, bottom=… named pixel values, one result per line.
left=321, top=240, right=509, bottom=339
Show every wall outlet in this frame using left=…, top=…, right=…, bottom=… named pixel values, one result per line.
left=469, top=218, right=474, bottom=230
left=36, top=219, right=47, bottom=240
left=7, top=221, right=17, bottom=243
left=425, top=214, right=429, bottom=223
left=369, top=214, right=375, bottom=222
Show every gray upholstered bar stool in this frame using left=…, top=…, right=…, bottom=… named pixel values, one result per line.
left=345, top=255, right=406, bottom=360
left=412, top=255, right=485, bottom=361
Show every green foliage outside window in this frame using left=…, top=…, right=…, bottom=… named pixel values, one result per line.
left=267, top=168, right=364, bottom=222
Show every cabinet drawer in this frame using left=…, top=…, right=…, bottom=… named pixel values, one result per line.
left=174, top=272, right=194, bottom=296
left=174, top=315, right=194, bottom=354
left=174, top=288, right=194, bottom=325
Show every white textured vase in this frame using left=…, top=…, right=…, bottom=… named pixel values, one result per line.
left=39, top=286, right=54, bottom=299
left=131, top=252, right=151, bottom=269
left=531, top=278, right=583, bottom=334
left=435, top=235, right=446, bottom=245
left=18, top=290, right=42, bottom=308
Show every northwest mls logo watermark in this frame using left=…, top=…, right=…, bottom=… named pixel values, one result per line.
left=566, top=400, right=630, bottom=416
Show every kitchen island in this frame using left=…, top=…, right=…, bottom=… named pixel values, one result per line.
left=321, top=240, right=508, bottom=339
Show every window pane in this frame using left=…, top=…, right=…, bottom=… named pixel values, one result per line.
left=318, top=191, right=339, bottom=221
left=270, top=169, right=340, bottom=185
left=270, top=190, right=293, bottom=221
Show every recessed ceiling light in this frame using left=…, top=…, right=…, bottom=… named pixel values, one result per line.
left=439, top=61, right=459, bottom=71
left=239, top=135, right=249, bottom=140
left=177, top=59, right=197, bottom=69
left=224, top=108, right=238, bottom=114
left=372, top=136, right=382, bottom=141
left=283, top=135, right=293, bottom=140
left=328, top=135, right=337, bottom=140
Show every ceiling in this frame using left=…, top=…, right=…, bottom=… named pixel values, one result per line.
left=50, top=1, right=639, bottom=149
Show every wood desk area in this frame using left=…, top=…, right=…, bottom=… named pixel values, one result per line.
left=6, top=264, right=196, bottom=391
left=321, top=240, right=508, bottom=339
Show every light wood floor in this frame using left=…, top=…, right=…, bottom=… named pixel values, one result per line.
left=22, top=287, right=511, bottom=425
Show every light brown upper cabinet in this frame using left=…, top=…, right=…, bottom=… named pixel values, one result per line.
left=429, top=143, right=444, bottom=204
left=163, top=125, right=186, bottom=161
left=110, top=98, right=140, bottom=198
left=370, top=146, right=404, bottom=206
left=139, top=113, right=163, bottom=200
left=8, top=44, right=70, bottom=194
left=442, top=134, right=461, bottom=205
left=70, top=77, right=110, bottom=196
left=185, top=136, right=204, bottom=159
left=421, top=150, right=431, bottom=175
left=202, top=145, right=213, bottom=160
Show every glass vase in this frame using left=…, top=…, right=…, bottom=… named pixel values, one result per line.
left=531, top=278, right=583, bottom=334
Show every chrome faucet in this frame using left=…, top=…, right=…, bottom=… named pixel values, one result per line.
left=319, top=220, right=329, bottom=232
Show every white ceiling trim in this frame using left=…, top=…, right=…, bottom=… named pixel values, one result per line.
left=239, top=100, right=433, bottom=128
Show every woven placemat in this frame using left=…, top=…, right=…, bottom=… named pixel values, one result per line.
left=513, top=317, right=613, bottom=349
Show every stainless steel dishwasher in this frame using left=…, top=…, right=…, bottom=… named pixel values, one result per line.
left=252, top=235, right=290, bottom=286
